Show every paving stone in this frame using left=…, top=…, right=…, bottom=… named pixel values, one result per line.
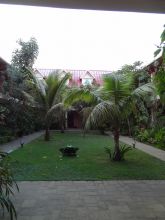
left=2, top=181, right=165, bottom=220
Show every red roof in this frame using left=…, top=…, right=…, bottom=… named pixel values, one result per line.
left=36, top=69, right=111, bottom=86
left=145, top=56, right=163, bottom=75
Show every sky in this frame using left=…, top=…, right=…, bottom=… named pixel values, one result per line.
left=0, top=4, right=165, bottom=71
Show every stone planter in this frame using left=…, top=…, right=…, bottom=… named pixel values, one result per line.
left=59, top=146, right=79, bottom=157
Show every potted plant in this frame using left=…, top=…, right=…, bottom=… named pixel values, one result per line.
left=59, top=145, right=79, bottom=157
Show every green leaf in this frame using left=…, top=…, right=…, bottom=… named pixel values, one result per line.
left=160, top=29, right=165, bottom=44
left=154, top=48, right=161, bottom=57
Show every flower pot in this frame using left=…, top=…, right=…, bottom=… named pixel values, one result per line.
left=59, top=146, right=79, bottom=157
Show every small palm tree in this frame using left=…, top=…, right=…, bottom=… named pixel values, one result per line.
left=88, top=74, right=155, bottom=160
left=28, top=69, right=70, bottom=141
left=65, top=74, right=155, bottom=161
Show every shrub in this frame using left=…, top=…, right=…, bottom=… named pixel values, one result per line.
left=105, top=144, right=132, bottom=161
left=135, top=127, right=165, bottom=149
left=0, top=152, right=19, bottom=220
left=136, top=129, right=150, bottom=142
left=154, top=128, right=165, bottom=149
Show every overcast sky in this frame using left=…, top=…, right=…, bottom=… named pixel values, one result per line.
left=0, top=4, right=165, bottom=71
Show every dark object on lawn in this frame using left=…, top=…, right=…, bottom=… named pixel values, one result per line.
left=59, top=146, right=79, bottom=157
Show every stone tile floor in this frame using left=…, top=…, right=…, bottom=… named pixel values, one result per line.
left=2, top=181, right=165, bottom=220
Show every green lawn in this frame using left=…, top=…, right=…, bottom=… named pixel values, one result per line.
left=9, top=132, right=165, bottom=180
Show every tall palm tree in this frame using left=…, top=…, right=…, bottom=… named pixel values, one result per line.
left=28, top=69, right=70, bottom=141
left=65, top=74, right=155, bottom=161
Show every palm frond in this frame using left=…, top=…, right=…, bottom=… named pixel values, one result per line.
left=64, top=86, right=101, bottom=107
left=46, top=71, right=70, bottom=107
left=21, top=91, right=38, bottom=106
left=102, top=74, right=133, bottom=103
left=80, top=106, right=94, bottom=127
left=118, top=96, right=135, bottom=119
left=132, top=82, right=156, bottom=100
left=26, top=68, right=46, bottom=105
left=85, top=101, right=120, bottom=130
left=45, top=103, right=65, bottom=123
left=0, top=196, right=17, bottom=220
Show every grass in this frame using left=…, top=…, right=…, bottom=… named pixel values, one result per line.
left=9, top=132, right=165, bottom=180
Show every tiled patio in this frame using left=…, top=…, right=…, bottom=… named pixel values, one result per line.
left=2, top=181, right=165, bottom=220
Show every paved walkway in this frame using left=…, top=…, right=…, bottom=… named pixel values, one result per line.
left=0, top=131, right=44, bottom=153
left=2, top=181, right=165, bottom=220
left=120, top=135, right=165, bottom=161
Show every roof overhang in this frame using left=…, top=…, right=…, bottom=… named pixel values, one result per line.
left=0, top=0, right=165, bottom=14
left=0, top=57, right=9, bottom=71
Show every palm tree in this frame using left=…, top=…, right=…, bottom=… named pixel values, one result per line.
left=28, top=69, right=70, bottom=141
left=65, top=74, right=155, bottom=161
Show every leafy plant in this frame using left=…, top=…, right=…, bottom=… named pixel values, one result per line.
left=105, top=144, right=132, bottom=161
left=135, top=126, right=165, bottom=149
left=66, top=73, right=155, bottom=161
left=0, top=152, right=18, bottom=220
left=11, top=37, right=39, bottom=70
left=28, top=69, right=70, bottom=141
left=154, top=25, right=165, bottom=103
left=154, top=128, right=165, bottom=149
left=136, top=129, right=150, bottom=142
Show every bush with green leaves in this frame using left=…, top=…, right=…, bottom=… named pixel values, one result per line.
left=0, top=152, right=18, bottom=220
left=136, top=129, right=151, bottom=142
left=135, top=127, right=165, bottom=149
left=105, top=144, right=132, bottom=161
left=154, top=128, right=165, bottom=149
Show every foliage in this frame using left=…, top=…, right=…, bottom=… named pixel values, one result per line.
left=0, top=98, right=44, bottom=139
left=0, top=152, right=18, bottom=220
left=113, top=62, right=156, bottom=130
left=135, top=127, right=165, bottom=149
left=154, top=25, right=165, bottom=103
left=11, top=37, right=39, bottom=70
left=154, top=67, right=165, bottom=103
left=0, top=37, right=41, bottom=141
left=136, top=129, right=151, bottom=142
left=86, top=74, right=154, bottom=160
left=65, top=73, right=155, bottom=161
left=105, top=144, right=132, bottom=161
left=154, top=128, right=165, bottom=149
left=154, top=24, right=165, bottom=61
left=114, top=61, right=150, bottom=87
left=27, top=69, right=70, bottom=140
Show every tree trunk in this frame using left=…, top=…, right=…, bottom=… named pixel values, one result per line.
left=60, top=114, right=65, bottom=133
left=150, top=105, right=156, bottom=127
left=45, top=126, right=50, bottom=141
left=60, top=124, right=64, bottom=133
left=127, top=118, right=131, bottom=137
left=113, top=127, right=121, bottom=161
